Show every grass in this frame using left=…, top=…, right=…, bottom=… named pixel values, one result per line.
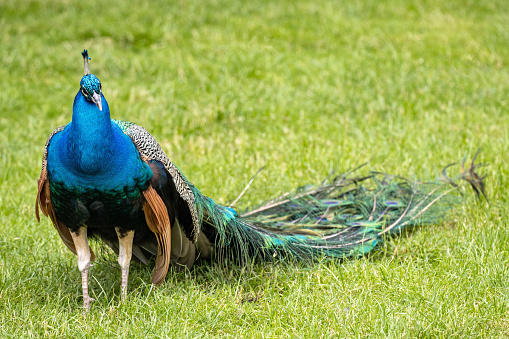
left=0, top=0, right=508, bottom=337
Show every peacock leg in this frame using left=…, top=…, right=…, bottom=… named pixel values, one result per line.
left=115, top=228, right=134, bottom=301
left=70, top=226, right=94, bottom=311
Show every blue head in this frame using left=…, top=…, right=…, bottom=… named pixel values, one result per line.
left=79, top=50, right=103, bottom=111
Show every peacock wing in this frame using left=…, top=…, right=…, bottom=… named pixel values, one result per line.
left=113, top=120, right=200, bottom=243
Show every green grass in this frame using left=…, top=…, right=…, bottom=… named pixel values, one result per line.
left=1, top=0, right=508, bottom=337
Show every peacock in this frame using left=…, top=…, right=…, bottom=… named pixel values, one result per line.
left=35, top=50, right=485, bottom=311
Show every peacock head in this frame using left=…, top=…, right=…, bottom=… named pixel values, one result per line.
left=79, top=50, right=103, bottom=111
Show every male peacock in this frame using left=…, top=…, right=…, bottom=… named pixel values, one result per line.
left=36, top=50, right=485, bottom=311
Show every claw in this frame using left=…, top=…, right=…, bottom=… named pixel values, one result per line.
left=83, top=292, right=95, bottom=312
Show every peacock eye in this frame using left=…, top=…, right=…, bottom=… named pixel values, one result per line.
left=81, top=88, right=87, bottom=97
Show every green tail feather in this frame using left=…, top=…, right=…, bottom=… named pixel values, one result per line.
left=192, top=157, right=485, bottom=263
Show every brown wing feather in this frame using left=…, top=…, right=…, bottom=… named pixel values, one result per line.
left=35, top=165, right=48, bottom=222
left=142, top=186, right=172, bottom=285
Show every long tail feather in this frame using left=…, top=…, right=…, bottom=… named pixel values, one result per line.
left=196, top=155, right=486, bottom=264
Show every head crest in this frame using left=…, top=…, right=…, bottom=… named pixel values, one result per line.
left=82, top=49, right=91, bottom=75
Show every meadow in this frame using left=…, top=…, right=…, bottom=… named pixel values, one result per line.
left=0, top=0, right=508, bottom=337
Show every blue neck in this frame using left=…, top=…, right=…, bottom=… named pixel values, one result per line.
left=68, top=91, right=113, bottom=174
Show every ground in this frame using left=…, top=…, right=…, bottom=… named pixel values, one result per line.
left=0, top=0, right=508, bottom=337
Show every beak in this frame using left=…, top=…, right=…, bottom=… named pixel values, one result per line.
left=91, top=92, right=103, bottom=111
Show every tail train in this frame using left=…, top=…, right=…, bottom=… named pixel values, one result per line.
left=190, top=154, right=486, bottom=265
